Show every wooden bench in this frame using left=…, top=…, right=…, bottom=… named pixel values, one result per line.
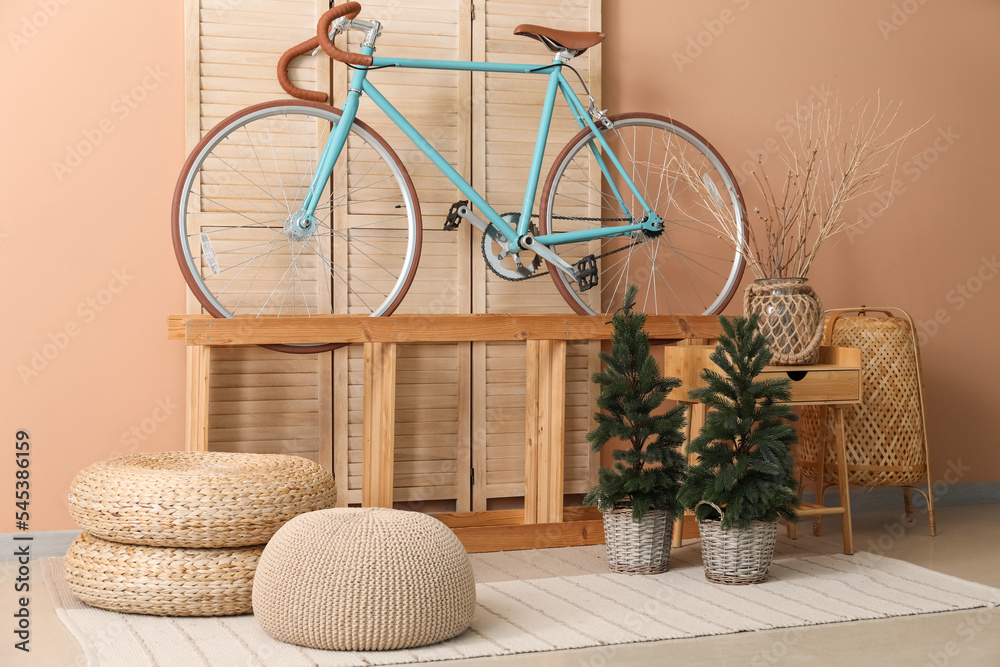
left=169, top=313, right=723, bottom=552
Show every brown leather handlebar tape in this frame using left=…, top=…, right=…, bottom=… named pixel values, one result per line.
left=317, top=2, right=373, bottom=67
left=277, top=36, right=328, bottom=103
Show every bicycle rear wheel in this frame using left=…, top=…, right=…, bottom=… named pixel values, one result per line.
left=539, top=113, right=746, bottom=316
left=172, top=100, right=421, bottom=353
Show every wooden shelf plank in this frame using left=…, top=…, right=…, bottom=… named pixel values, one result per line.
left=432, top=506, right=601, bottom=529
left=453, top=520, right=605, bottom=552
left=442, top=510, right=698, bottom=552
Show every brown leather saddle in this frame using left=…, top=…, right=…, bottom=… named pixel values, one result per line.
left=513, top=24, right=605, bottom=56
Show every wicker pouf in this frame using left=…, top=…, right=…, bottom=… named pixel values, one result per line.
left=68, top=452, right=337, bottom=547
left=253, top=508, right=476, bottom=650
left=65, top=532, right=263, bottom=616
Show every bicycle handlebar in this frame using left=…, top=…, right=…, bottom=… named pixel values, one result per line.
left=277, top=3, right=371, bottom=102
left=277, top=36, right=328, bottom=103
left=317, top=2, right=373, bottom=67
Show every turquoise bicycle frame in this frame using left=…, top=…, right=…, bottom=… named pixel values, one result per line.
left=297, top=46, right=662, bottom=255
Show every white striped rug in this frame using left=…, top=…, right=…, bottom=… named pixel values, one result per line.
left=42, top=537, right=1000, bottom=667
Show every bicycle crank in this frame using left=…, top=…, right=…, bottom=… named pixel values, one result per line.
left=482, top=223, right=541, bottom=281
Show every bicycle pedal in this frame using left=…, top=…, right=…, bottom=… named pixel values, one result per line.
left=444, top=200, right=469, bottom=231
left=575, top=254, right=598, bottom=292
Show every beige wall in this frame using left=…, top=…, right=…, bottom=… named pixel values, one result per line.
left=2, top=0, right=997, bottom=530
left=1, top=0, right=187, bottom=530
left=603, top=0, right=1000, bottom=492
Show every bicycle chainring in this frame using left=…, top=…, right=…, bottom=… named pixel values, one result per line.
left=481, top=224, right=542, bottom=281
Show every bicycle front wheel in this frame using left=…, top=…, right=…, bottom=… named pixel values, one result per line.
left=539, top=113, right=746, bottom=316
left=172, top=100, right=422, bottom=353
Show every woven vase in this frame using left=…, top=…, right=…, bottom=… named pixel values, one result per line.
left=602, top=507, right=672, bottom=575
left=744, top=278, right=824, bottom=365
left=696, top=502, right=778, bottom=585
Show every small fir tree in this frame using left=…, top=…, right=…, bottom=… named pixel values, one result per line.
left=678, top=314, right=800, bottom=530
left=583, top=285, right=687, bottom=522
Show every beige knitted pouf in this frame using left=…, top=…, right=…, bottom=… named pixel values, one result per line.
left=65, top=532, right=263, bottom=616
left=68, top=452, right=337, bottom=547
left=253, top=508, right=476, bottom=650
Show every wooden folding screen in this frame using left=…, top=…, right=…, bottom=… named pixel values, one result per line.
left=185, top=0, right=601, bottom=509
left=184, top=0, right=334, bottom=467
left=336, top=0, right=473, bottom=509
left=470, top=0, right=601, bottom=509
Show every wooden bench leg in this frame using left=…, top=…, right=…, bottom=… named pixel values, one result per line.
left=362, top=342, right=396, bottom=508
left=186, top=345, right=211, bottom=452
left=525, top=340, right=566, bottom=525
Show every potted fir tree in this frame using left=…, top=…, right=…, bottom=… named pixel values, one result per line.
left=678, top=314, right=800, bottom=584
left=583, top=285, right=687, bottom=575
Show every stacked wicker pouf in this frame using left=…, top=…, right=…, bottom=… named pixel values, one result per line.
left=253, top=507, right=477, bottom=650
left=65, top=451, right=337, bottom=616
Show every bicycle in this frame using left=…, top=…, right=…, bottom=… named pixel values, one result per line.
left=172, top=1, right=747, bottom=354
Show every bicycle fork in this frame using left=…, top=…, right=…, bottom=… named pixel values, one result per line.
left=289, top=46, right=373, bottom=239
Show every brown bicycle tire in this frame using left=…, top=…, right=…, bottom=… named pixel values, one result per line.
left=171, top=99, right=422, bottom=354
left=538, top=112, right=747, bottom=316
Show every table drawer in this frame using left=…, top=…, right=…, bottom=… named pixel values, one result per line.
left=662, top=344, right=862, bottom=404
left=761, top=368, right=860, bottom=404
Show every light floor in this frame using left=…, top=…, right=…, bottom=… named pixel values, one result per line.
left=4, top=503, right=999, bottom=667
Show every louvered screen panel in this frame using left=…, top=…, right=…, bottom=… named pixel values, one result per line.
left=472, top=0, right=601, bottom=508
left=207, top=346, right=326, bottom=463
left=335, top=0, right=472, bottom=509
left=482, top=342, right=593, bottom=497
left=345, top=2, right=467, bottom=219
left=186, top=0, right=333, bottom=470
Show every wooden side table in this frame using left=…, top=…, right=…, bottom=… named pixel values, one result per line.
left=662, top=344, right=862, bottom=555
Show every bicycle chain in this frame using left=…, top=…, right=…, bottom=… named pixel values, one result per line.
left=483, top=212, right=634, bottom=283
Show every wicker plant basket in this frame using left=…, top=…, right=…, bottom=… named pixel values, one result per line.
left=67, top=451, right=337, bottom=548
left=744, top=278, right=824, bottom=365
left=696, top=502, right=778, bottom=585
left=64, top=532, right=263, bottom=616
left=602, top=507, right=672, bottom=575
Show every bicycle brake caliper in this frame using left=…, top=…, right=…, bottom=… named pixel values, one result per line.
left=588, top=100, right=613, bottom=130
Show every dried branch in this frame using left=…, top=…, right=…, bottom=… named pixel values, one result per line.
left=677, top=90, right=919, bottom=280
